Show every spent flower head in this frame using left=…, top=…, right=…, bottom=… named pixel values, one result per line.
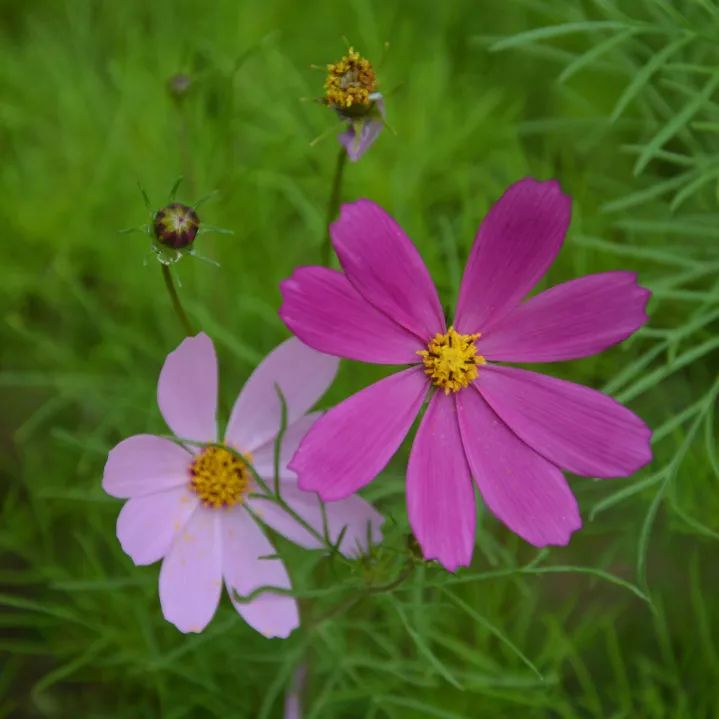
left=324, top=47, right=377, bottom=113
left=319, top=46, right=386, bottom=162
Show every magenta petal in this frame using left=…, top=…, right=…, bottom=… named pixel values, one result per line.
left=157, top=333, right=218, bottom=443
left=103, top=434, right=191, bottom=498
left=222, top=508, right=299, bottom=638
left=454, top=178, right=571, bottom=334
left=456, top=388, right=581, bottom=546
left=331, top=200, right=446, bottom=340
left=477, top=366, right=652, bottom=478
left=225, top=338, right=338, bottom=453
left=116, top=487, right=199, bottom=565
left=251, top=413, right=321, bottom=480
left=249, top=483, right=384, bottom=557
left=290, top=368, right=428, bottom=500
left=159, top=507, right=222, bottom=633
left=279, top=266, right=424, bottom=364
left=477, top=271, right=650, bottom=362
left=406, top=392, right=476, bottom=571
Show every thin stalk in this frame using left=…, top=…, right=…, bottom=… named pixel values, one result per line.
left=321, top=146, right=347, bottom=266
left=171, top=90, right=195, bottom=198
left=161, top=264, right=193, bottom=336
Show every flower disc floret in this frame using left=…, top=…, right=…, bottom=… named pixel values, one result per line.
left=189, top=445, right=251, bottom=508
left=325, top=48, right=377, bottom=109
left=418, top=326, right=486, bottom=395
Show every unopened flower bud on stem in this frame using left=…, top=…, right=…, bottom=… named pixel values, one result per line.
left=153, top=202, right=200, bottom=250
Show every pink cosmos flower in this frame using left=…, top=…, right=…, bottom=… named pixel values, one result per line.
left=102, top=333, right=383, bottom=636
left=279, top=178, right=652, bottom=572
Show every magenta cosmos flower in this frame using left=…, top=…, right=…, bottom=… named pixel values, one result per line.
left=279, top=178, right=652, bottom=572
left=102, top=333, right=383, bottom=636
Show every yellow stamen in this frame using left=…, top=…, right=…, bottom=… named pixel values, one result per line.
left=189, top=446, right=252, bottom=508
left=418, top=326, right=486, bottom=395
left=324, top=47, right=377, bottom=109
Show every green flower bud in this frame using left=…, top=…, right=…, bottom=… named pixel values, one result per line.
left=168, top=73, right=192, bottom=101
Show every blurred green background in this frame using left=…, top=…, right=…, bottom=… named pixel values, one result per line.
left=2, top=0, right=718, bottom=717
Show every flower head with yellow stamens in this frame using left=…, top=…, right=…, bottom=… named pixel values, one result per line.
left=280, top=180, right=653, bottom=573
left=324, top=47, right=377, bottom=112
left=102, top=333, right=383, bottom=637
left=418, top=326, right=486, bottom=395
left=319, top=46, right=386, bottom=161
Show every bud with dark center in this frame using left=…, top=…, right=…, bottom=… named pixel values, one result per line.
left=152, top=203, right=200, bottom=249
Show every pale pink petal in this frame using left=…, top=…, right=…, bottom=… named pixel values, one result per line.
left=339, top=97, right=385, bottom=161
left=331, top=199, right=446, bottom=339
left=103, top=434, right=191, bottom=499
left=249, top=482, right=383, bottom=557
left=476, top=272, right=650, bottom=362
left=477, top=366, right=652, bottom=478
left=157, top=333, right=218, bottom=443
left=225, top=338, right=338, bottom=453
left=454, top=178, right=571, bottom=334
left=406, top=392, right=475, bottom=572
left=250, top=413, right=321, bottom=480
left=290, top=368, right=428, bottom=501
left=339, top=118, right=384, bottom=161
left=159, top=507, right=222, bottom=633
left=222, top=508, right=299, bottom=638
left=116, top=487, right=199, bottom=565
left=456, top=387, right=581, bottom=546
left=279, top=266, right=423, bottom=364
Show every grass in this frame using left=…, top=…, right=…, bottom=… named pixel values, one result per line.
left=2, top=0, right=718, bottom=716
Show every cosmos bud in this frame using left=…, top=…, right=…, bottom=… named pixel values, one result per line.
left=168, top=73, right=192, bottom=101
left=152, top=203, right=200, bottom=249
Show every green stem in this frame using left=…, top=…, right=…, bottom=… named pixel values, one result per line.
left=307, top=562, right=415, bottom=628
left=161, top=264, right=193, bottom=336
left=171, top=91, right=195, bottom=198
left=366, top=562, right=415, bottom=594
left=321, top=146, right=347, bottom=266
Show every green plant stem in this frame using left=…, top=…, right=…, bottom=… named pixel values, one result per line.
left=367, top=562, right=415, bottom=594
left=161, top=264, right=193, bottom=336
left=321, top=146, right=347, bottom=266
left=171, top=94, right=195, bottom=198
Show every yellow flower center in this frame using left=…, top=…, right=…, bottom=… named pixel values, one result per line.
left=189, top=446, right=252, bottom=508
left=324, top=47, right=377, bottom=109
left=418, top=326, right=486, bottom=395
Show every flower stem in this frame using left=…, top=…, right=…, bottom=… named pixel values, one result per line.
left=321, top=146, right=347, bottom=266
left=161, top=264, right=193, bottom=337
